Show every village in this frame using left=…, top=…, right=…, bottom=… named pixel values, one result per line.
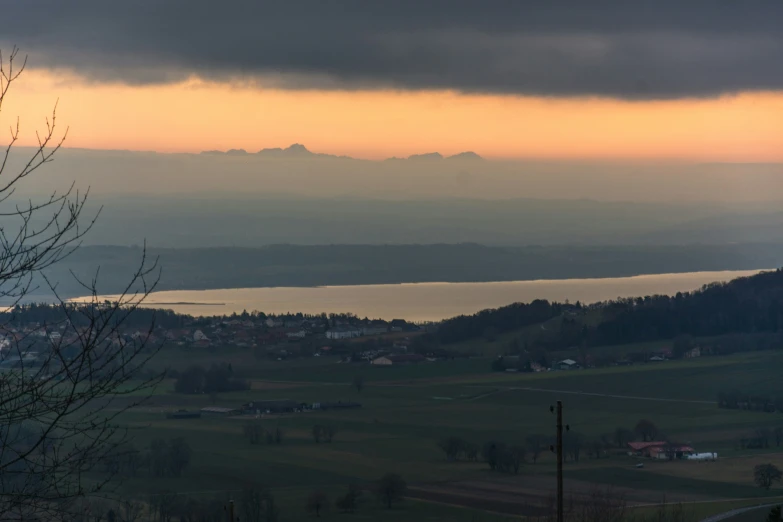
left=0, top=309, right=440, bottom=372
left=160, top=314, right=423, bottom=350
left=0, top=304, right=711, bottom=374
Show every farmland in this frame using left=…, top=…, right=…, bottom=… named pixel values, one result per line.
left=109, top=347, right=783, bottom=521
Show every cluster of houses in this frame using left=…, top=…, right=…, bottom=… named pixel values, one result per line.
left=163, top=316, right=421, bottom=349
left=551, top=347, right=702, bottom=371
left=0, top=313, right=428, bottom=373
left=497, top=342, right=705, bottom=375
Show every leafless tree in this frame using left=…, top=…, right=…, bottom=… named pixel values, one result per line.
left=568, top=488, right=627, bottom=522
left=507, top=445, right=526, bottom=474
left=305, top=490, right=329, bottom=518
left=639, top=500, right=691, bottom=522
left=634, top=420, right=659, bottom=442
left=240, top=486, right=278, bottom=522
left=149, top=491, right=178, bottom=522
left=526, top=434, right=545, bottom=463
left=375, top=473, right=406, bottom=509
left=755, top=427, right=773, bottom=449
left=0, top=47, right=161, bottom=520
left=614, top=427, right=635, bottom=448
left=564, top=431, right=585, bottom=462
left=334, top=482, right=362, bottom=513
left=118, top=499, right=144, bottom=522
left=312, top=424, right=337, bottom=444
left=755, top=463, right=783, bottom=490
left=243, top=422, right=264, bottom=445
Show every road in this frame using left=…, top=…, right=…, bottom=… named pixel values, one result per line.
left=700, top=503, right=778, bottom=522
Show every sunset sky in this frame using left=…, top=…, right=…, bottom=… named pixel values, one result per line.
left=3, top=1, right=783, bottom=161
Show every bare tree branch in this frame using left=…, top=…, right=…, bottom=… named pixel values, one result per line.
left=0, top=47, right=162, bottom=521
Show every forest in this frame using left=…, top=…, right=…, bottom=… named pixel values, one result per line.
left=434, top=269, right=783, bottom=349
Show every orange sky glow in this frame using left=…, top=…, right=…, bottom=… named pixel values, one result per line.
left=5, top=69, right=783, bottom=161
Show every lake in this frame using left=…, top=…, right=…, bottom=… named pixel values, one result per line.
left=83, top=269, right=769, bottom=321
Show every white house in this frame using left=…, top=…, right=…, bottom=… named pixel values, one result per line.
left=286, top=330, right=307, bottom=339
left=193, top=330, right=210, bottom=342
left=326, top=327, right=361, bottom=340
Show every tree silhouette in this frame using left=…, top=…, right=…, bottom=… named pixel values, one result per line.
left=306, top=491, right=329, bottom=517
left=634, top=420, right=659, bottom=442
left=0, top=46, right=161, bottom=520
left=755, top=464, right=783, bottom=490
left=376, top=473, right=406, bottom=509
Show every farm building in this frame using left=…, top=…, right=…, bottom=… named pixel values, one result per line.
left=628, top=441, right=695, bottom=460
left=313, top=401, right=362, bottom=410
left=242, top=400, right=300, bottom=415
left=687, top=452, right=717, bottom=461
left=556, top=359, right=579, bottom=370
left=371, top=354, right=426, bottom=365
left=200, top=406, right=239, bottom=416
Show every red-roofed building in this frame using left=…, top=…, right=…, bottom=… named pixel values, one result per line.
left=628, top=441, right=695, bottom=460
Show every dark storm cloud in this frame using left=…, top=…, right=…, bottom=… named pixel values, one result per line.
left=3, top=0, right=783, bottom=99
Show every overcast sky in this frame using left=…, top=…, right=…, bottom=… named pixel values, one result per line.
left=4, top=1, right=783, bottom=99
left=2, top=2, right=782, bottom=160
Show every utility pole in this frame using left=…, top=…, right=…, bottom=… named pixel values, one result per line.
left=228, top=499, right=235, bottom=522
left=550, top=400, right=569, bottom=522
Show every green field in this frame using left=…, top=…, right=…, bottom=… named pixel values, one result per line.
left=110, top=347, right=783, bottom=521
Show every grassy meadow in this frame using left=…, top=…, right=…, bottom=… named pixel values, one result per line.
left=112, top=346, right=783, bottom=521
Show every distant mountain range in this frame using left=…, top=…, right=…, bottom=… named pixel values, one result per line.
left=200, top=144, right=484, bottom=162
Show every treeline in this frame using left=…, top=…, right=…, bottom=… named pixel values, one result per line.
left=591, top=270, right=783, bottom=346
left=437, top=299, right=562, bottom=344
left=242, top=423, right=284, bottom=445
left=436, top=269, right=783, bottom=347
left=437, top=420, right=670, bottom=474
left=718, top=390, right=783, bottom=412
left=172, top=363, right=250, bottom=394
left=143, top=473, right=403, bottom=522
left=437, top=431, right=608, bottom=475
left=738, top=427, right=783, bottom=450
left=1, top=302, right=191, bottom=329
left=149, top=486, right=278, bottom=522
left=103, top=437, right=192, bottom=479
left=0, top=302, right=365, bottom=331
